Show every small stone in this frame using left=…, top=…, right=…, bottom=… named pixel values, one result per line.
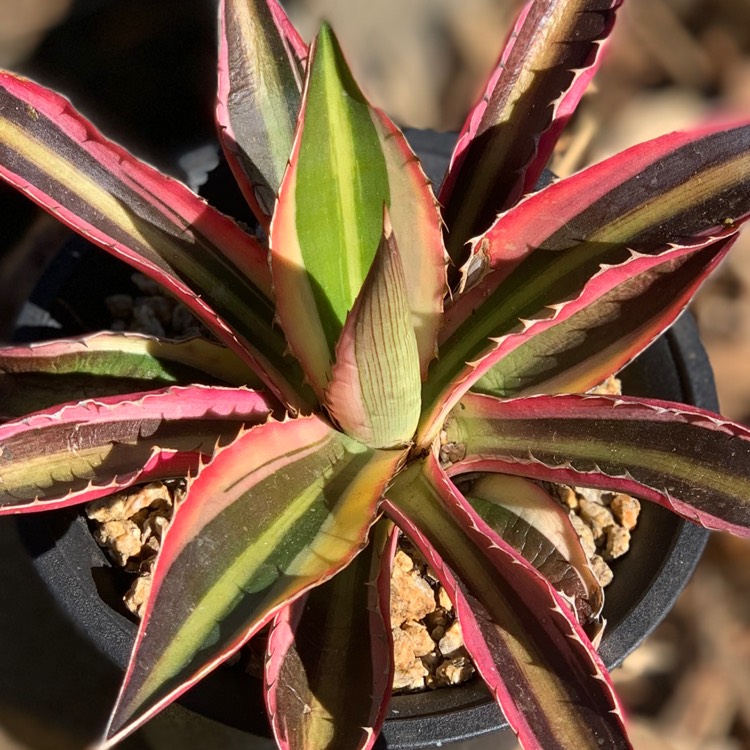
left=575, top=486, right=608, bottom=505
left=145, top=512, right=170, bottom=537
left=436, top=656, right=475, bottom=686
left=437, top=586, right=453, bottom=611
left=86, top=482, right=172, bottom=523
left=430, top=625, right=445, bottom=641
left=124, top=574, right=152, bottom=618
left=394, top=549, right=414, bottom=572
left=390, top=556, right=437, bottom=628
left=604, top=526, right=631, bottom=561
left=424, top=608, right=448, bottom=631
left=588, top=376, right=622, bottom=396
left=93, top=520, right=142, bottom=567
left=579, top=498, right=616, bottom=543
left=557, top=485, right=578, bottom=510
left=421, top=650, right=442, bottom=670
left=402, top=621, right=434, bottom=658
left=569, top=513, right=597, bottom=559
left=392, top=627, right=429, bottom=691
left=610, top=494, right=641, bottom=530
left=438, top=620, right=465, bottom=658
left=439, top=425, right=466, bottom=466
left=590, top=554, right=614, bottom=587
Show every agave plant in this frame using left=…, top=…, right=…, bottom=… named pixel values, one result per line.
left=2, top=0, right=750, bottom=748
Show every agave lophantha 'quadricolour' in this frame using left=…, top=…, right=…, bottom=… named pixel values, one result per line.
left=2, top=0, right=750, bottom=748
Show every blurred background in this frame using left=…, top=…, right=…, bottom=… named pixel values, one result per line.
left=1, top=0, right=750, bottom=748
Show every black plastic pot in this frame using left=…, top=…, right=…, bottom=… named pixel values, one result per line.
left=16, top=311, right=713, bottom=748
left=14, top=130, right=713, bottom=747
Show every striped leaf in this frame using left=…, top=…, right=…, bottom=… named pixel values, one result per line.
left=325, top=214, right=421, bottom=448
left=266, top=519, right=395, bottom=750
left=440, top=0, right=622, bottom=263
left=471, top=234, right=735, bottom=400
left=462, top=473, right=603, bottom=628
left=384, top=456, right=630, bottom=750
left=217, top=0, right=304, bottom=225
left=104, top=417, right=403, bottom=745
left=0, top=72, right=311, bottom=410
left=420, top=122, right=750, bottom=444
left=446, top=391, right=750, bottom=538
left=0, top=333, right=260, bottom=419
left=270, top=24, right=445, bottom=397
left=0, top=385, right=273, bottom=513
left=264, top=0, right=309, bottom=71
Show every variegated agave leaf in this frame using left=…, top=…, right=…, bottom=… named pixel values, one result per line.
left=104, top=416, right=404, bottom=745
left=0, top=72, right=311, bottom=411
left=459, top=473, right=603, bottom=630
left=217, top=0, right=305, bottom=226
left=0, top=386, right=273, bottom=513
left=384, top=455, right=629, bottom=750
left=271, top=24, right=445, bottom=399
left=266, top=519, right=395, bottom=750
left=419, top=122, right=750, bottom=444
left=2, top=1, right=750, bottom=750
left=0, top=332, right=259, bottom=419
left=446, top=391, right=750, bottom=538
left=440, top=0, right=622, bottom=265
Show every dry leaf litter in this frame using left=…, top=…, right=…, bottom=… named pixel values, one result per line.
left=90, top=273, right=641, bottom=694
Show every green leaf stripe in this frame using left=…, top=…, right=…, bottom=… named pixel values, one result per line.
left=271, top=24, right=392, bottom=396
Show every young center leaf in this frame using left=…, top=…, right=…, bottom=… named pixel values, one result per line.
left=271, top=24, right=445, bottom=397
left=104, top=417, right=404, bottom=746
left=446, top=391, right=750, bottom=538
left=325, top=212, right=421, bottom=448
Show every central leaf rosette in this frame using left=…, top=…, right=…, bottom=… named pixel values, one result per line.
left=270, top=25, right=446, bottom=450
